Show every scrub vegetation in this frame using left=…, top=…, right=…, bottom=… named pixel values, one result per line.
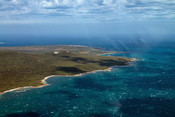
left=0, top=45, right=131, bottom=92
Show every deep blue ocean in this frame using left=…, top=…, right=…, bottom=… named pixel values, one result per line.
left=0, top=35, right=175, bottom=117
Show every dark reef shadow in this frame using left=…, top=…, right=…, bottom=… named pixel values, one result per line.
left=126, top=75, right=175, bottom=90
left=6, top=112, right=40, bottom=117
left=119, top=97, right=175, bottom=117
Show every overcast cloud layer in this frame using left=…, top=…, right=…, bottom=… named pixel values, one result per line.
left=0, top=0, right=175, bottom=23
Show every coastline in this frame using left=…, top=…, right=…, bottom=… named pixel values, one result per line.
left=0, top=67, right=112, bottom=96
left=0, top=58, right=137, bottom=96
left=97, top=51, right=126, bottom=56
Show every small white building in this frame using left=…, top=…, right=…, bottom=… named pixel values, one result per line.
left=54, top=51, right=59, bottom=54
left=54, top=48, right=70, bottom=54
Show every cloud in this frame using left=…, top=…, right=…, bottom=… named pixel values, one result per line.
left=0, top=0, right=175, bottom=23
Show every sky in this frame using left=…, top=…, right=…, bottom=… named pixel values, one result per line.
left=0, top=0, right=175, bottom=36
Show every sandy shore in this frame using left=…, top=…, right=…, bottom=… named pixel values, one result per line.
left=130, top=58, right=137, bottom=62
left=0, top=58, right=137, bottom=96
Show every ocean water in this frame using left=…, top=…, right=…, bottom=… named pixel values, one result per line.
left=0, top=37, right=175, bottom=117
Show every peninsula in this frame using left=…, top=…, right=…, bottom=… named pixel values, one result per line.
left=0, top=45, right=134, bottom=93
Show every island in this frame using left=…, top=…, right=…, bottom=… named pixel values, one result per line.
left=0, top=45, right=135, bottom=94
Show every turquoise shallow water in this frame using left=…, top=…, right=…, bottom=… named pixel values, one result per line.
left=0, top=40, right=175, bottom=117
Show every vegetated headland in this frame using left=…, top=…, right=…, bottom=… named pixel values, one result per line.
left=0, top=45, right=135, bottom=94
